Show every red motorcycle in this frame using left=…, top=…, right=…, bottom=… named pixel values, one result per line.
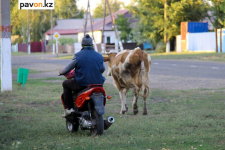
left=61, top=84, right=114, bottom=135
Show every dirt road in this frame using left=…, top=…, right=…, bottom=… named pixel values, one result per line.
left=12, top=54, right=225, bottom=90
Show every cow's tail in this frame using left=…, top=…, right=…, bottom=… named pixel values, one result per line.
left=140, top=52, right=151, bottom=98
left=142, top=52, right=151, bottom=84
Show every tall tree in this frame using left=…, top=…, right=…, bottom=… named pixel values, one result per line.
left=54, top=0, right=80, bottom=19
left=93, top=0, right=124, bottom=18
left=10, top=0, right=83, bottom=42
left=115, top=15, right=132, bottom=42
left=129, top=0, right=209, bottom=47
left=11, top=1, right=28, bottom=42
left=29, top=10, right=52, bottom=42
left=208, top=0, right=225, bottom=29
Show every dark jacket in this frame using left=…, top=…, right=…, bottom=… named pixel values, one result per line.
left=61, top=46, right=105, bottom=86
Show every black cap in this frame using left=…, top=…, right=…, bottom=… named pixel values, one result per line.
left=82, top=34, right=93, bottom=46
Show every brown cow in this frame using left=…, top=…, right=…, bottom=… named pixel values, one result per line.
left=104, top=47, right=151, bottom=115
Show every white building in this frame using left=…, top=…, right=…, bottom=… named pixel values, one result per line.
left=45, top=17, right=102, bottom=40
left=78, top=9, right=137, bottom=44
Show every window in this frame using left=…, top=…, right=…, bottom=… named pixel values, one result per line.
left=106, top=36, right=110, bottom=43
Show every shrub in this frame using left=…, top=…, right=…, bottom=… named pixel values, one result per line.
left=12, top=37, right=23, bottom=44
left=48, top=38, right=77, bottom=46
left=59, top=38, right=77, bottom=45
left=155, top=42, right=166, bottom=53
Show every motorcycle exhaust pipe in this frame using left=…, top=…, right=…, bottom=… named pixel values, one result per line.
left=104, top=117, right=114, bottom=130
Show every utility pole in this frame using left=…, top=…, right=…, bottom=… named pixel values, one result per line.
left=215, top=0, right=219, bottom=53
left=102, top=0, right=106, bottom=43
left=27, top=10, right=30, bottom=54
left=106, top=0, right=123, bottom=50
left=164, top=0, right=167, bottom=44
left=82, top=0, right=98, bottom=51
left=216, top=28, right=218, bottom=53
left=87, top=0, right=98, bottom=51
left=101, top=0, right=106, bottom=53
left=0, top=0, right=12, bottom=92
left=218, top=0, right=223, bottom=53
left=220, top=28, right=222, bottom=53
left=51, top=9, right=54, bottom=54
left=84, top=0, right=89, bottom=36
left=164, top=0, right=170, bottom=53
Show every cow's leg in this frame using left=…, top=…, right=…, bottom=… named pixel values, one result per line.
left=119, top=89, right=127, bottom=114
left=107, top=67, right=112, bottom=76
left=142, top=85, right=149, bottom=115
left=132, top=88, right=139, bottom=115
left=123, top=88, right=129, bottom=112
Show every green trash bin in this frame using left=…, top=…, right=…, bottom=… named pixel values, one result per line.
left=17, top=68, right=29, bottom=88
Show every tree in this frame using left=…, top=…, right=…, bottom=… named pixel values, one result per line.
left=29, top=10, right=52, bottom=42
left=10, top=0, right=83, bottom=42
left=208, top=0, right=225, bottom=29
left=11, top=1, right=28, bottom=42
left=54, top=0, right=79, bottom=19
left=11, top=2, right=51, bottom=42
left=93, top=0, right=124, bottom=18
left=115, top=15, right=132, bottom=42
left=129, top=0, right=209, bottom=48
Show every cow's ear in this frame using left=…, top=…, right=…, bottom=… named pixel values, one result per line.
left=104, top=57, right=110, bottom=62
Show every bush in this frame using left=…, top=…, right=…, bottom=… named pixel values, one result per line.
left=59, top=38, right=77, bottom=45
left=155, top=42, right=166, bottom=53
left=48, top=38, right=77, bottom=46
left=12, top=37, right=23, bottom=44
left=48, top=40, right=56, bottom=45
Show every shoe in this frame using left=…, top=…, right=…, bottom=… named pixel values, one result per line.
left=68, top=108, right=75, bottom=114
left=62, top=108, right=75, bottom=118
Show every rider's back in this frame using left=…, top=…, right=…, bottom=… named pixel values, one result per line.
left=75, top=46, right=105, bottom=86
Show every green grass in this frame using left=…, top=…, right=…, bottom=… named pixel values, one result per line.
left=12, top=52, right=48, bottom=56
left=0, top=79, right=225, bottom=150
left=12, top=68, right=47, bottom=74
left=149, top=52, right=225, bottom=62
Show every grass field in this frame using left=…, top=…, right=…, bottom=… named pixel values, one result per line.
left=0, top=78, right=224, bottom=150
left=150, top=52, right=225, bottom=62
left=12, top=52, right=48, bottom=56
left=12, top=68, right=46, bottom=74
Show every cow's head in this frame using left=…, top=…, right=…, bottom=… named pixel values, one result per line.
left=104, top=50, right=118, bottom=76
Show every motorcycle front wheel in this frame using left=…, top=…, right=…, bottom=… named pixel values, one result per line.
left=90, top=110, right=104, bottom=136
left=66, top=120, right=79, bottom=133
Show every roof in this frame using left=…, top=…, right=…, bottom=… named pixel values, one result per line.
left=45, top=29, right=81, bottom=35
left=79, top=9, right=133, bottom=33
left=45, top=18, right=102, bottom=35
left=45, top=9, right=136, bottom=35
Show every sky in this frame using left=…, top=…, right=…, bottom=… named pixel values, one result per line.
left=77, top=0, right=132, bottom=11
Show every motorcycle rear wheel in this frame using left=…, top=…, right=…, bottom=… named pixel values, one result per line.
left=66, top=120, right=79, bottom=133
left=90, top=110, right=104, bottom=136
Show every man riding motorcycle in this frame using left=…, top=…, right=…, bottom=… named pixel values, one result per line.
left=59, top=34, right=105, bottom=117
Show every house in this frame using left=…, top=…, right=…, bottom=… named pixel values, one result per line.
left=77, top=9, right=138, bottom=44
left=45, top=16, right=102, bottom=40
